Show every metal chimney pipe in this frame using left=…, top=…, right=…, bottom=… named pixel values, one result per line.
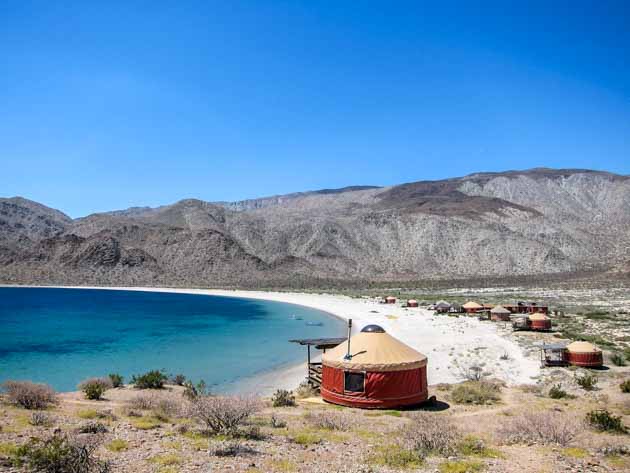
left=344, top=319, right=353, bottom=360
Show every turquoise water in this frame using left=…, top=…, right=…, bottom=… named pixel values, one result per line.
left=0, top=287, right=345, bottom=392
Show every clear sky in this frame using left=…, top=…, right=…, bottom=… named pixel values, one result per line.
left=1, top=1, right=629, bottom=217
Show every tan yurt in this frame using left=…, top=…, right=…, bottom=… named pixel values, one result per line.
left=407, top=299, right=419, bottom=308
left=321, top=325, right=428, bottom=409
left=385, top=296, right=397, bottom=304
left=490, top=305, right=511, bottom=321
left=566, top=341, right=603, bottom=368
left=463, top=301, right=483, bottom=313
left=528, top=312, right=551, bottom=331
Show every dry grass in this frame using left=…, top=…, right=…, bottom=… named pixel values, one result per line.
left=398, top=412, right=460, bottom=457
left=498, top=410, right=578, bottom=446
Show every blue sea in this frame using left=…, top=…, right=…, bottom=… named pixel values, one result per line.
left=0, top=287, right=345, bottom=393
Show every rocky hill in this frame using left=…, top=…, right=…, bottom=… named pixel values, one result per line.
left=1, top=168, right=629, bottom=287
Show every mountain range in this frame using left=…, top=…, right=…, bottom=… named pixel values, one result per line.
left=2, top=168, right=629, bottom=288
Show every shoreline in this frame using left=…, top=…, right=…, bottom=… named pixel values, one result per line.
left=1, top=285, right=541, bottom=394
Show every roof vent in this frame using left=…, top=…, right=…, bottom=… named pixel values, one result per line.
left=361, top=324, right=385, bottom=333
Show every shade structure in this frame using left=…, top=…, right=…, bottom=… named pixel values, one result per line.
left=566, top=341, right=603, bottom=367
left=321, top=325, right=428, bottom=409
left=528, top=312, right=551, bottom=331
left=407, top=299, right=418, bottom=308
left=463, top=301, right=483, bottom=313
left=385, top=296, right=397, bottom=304
left=490, top=305, right=511, bottom=321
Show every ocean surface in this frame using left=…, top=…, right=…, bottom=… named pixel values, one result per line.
left=0, top=287, right=346, bottom=393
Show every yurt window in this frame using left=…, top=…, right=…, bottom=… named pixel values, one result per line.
left=344, top=371, right=365, bottom=393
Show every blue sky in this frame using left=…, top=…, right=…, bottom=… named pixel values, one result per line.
left=1, top=1, right=629, bottom=217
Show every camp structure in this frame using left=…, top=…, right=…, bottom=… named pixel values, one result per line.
left=289, top=337, right=347, bottom=388
left=434, top=300, right=451, bottom=313
left=528, top=312, right=552, bottom=331
left=566, top=341, right=603, bottom=368
left=385, top=296, right=397, bottom=304
left=321, top=324, right=428, bottom=409
left=540, top=342, right=568, bottom=367
left=406, top=299, right=419, bottom=308
left=490, top=305, right=511, bottom=322
left=462, top=301, right=483, bottom=313
left=449, top=303, right=463, bottom=313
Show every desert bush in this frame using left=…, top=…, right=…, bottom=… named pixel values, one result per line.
left=105, top=439, right=127, bottom=452
left=186, top=395, right=262, bottom=436
left=270, top=414, right=287, bottom=429
left=131, top=370, right=167, bottom=389
left=451, top=381, right=501, bottom=405
left=1, top=381, right=57, bottom=410
left=183, top=380, right=209, bottom=400
left=128, top=393, right=155, bottom=410
left=11, top=433, right=109, bottom=473
left=108, top=374, right=124, bottom=388
left=548, top=384, right=570, bottom=399
left=212, top=440, right=256, bottom=457
left=498, top=411, right=578, bottom=446
left=77, top=422, right=109, bottom=434
left=294, top=380, right=318, bottom=399
left=271, top=389, right=296, bottom=407
left=575, top=372, right=598, bottom=391
left=586, top=410, right=627, bottom=434
left=620, top=380, right=630, bottom=393
left=398, top=412, right=460, bottom=457
left=169, top=374, right=187, bottom=386
left=78, top=378, right=113, bottom=401
left=304, top=410, right=351, bottom=431
left=29, top=411, right=52, bottom=427
left=368, top=444, right=424, bottom=469
left=128, top=392, right=182, bottom=419
left=611, top=353, right=627, bottom=367
left=458, top=364, right=484, bottom=381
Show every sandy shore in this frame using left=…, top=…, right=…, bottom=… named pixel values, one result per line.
left=5, top=286, right=541, bottom=394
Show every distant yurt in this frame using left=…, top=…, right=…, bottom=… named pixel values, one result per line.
left=463, top=301, right=483, bottom=313
left=566, top=341, right=603, bottom=368
left=321, top=325, right=428, bottom=409
left=435, top=300, right=451, bottom=313
left=407, top=299, right=418, bottom=308
left=490, top=305, right=511, bottom=322
left=528, top=312, right=552, bottom=331
left=385, top=296, right=397, bottom=304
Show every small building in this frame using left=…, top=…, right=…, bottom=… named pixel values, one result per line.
left=321, top=324, right=428, bottom=409
left=540, top=343, right=568, bottom=367
left=406, top=299, right=419, bottom=308
left=385, top=296, right=397, bottom=304
left=512, top=315, right=530, bottom=331
left=528, top=312, right=552, bottom=331
left=449, top=303, right=463, bottom=313
left=462, top=301, right=483, bottom=313
left=490, top=305, right=511, bottom=322
left=566, top=341, right=603, bottom=368
left=435, top=300, right=451, bottom=313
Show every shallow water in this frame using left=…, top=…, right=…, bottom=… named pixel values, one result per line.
left=0, top=287, right=345, bottom=392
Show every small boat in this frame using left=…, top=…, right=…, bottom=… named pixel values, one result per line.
left=305, top=321, right=323, bottom=326
left=289, top=315, right=303, bottom=320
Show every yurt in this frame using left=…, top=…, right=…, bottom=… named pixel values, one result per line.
left=385, top=296, right=397, bottom=304
left=407, top=299, right=419, bottom=308
left=490, top=305, right=511, bottom=322
left=463, top=301, right=483, bottom=313
left=566, top=341, right=603, bottom=368
left=528, top=312, right=552, bottom=331
left=321, top=325, right=428, bottom=409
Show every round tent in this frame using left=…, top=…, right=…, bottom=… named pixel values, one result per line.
left=567, top=341, right=603, bottom=368
left=528, top=312, right=551, bottom=331
left=385, top=296, right=397, bottom=304
left=463, top=301, right=483, bottom=313
left=407, top=299, right=418, bottom=308
left=321, top=325, right=428, bottom=409
left=490, top=305, right=511, bottom=322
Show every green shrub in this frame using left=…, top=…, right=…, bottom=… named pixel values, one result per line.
left=1, top=381, right=57, bottom=409
left=169, top=374, right=187, bottom=386
left=108, top=373, right=124, bottom=388
left=105, top=439, right=127, bottom=452
left=451, top=381, right=500, bottom=405
left=183, top=380, right=209, bottom=400
left=620, top=379, right=630, bottom=393
left=11, top=433, right=110, bottom=472
left=575, top=372, right=598, bottom=391
left=548, top=384, right=570, bottom=399
left=586, top=410, right=627, bottom=433
left=78, top=378, right=112, bottom=400
left=131, top=370, right=167, bottom=389
left=271, top=389, right=296, bottom=407
left=77, top=422, right=108, bottom=434
left=611, top=353, right=627, bottom=367
left=368, top=444, right=424, bottom=469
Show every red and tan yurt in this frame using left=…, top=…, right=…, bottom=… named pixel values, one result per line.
left=463, top=301, right=483, bottom=313
left=407, top=299, right=419, bottom=308
left=490, top=305, right=511, bottom=322
left=528, top=312, right=552, bottom=331
left=566, top=341, right=603, bottom=368
left=385, top=296, right=397, bottom=304
left=321, top=325, right=428, bottom=409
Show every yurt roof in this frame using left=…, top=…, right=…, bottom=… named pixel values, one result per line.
left=567, top=341, right=601, bottom=353
left=529, top=312, right=549, bottom=321
left=407, top=299, right=418, bottom=303
left=322, top=326, right=427, bottom=372
left=385, top=296, right=396, bottom=300
left=463, top=301, right=483, bottom=309
left=490, top=305, right=511, bottom=314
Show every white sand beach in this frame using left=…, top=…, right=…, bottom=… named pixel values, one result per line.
left=23, top=286, right=541, bottom=395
